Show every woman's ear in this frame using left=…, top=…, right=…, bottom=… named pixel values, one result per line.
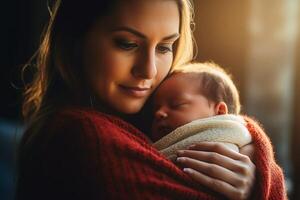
left=214, top=102, right=228, bottom=115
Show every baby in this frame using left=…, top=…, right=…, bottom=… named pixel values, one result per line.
left=151, top=62, right=252, bottom=161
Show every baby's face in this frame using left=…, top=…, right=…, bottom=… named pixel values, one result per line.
left=151, top=74, right=217, bottom=141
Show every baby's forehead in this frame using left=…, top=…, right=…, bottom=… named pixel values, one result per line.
left=154, top=73, right=202, bottom=100
left=164, top=72, right=198, bottom=84
left=171, top=71, right=197, bottom=78
left=166, top=72, right=202, bottom=90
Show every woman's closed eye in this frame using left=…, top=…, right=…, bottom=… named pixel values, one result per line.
left=114, top=38, right=138, bottom=51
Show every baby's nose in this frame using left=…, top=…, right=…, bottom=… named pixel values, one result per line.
left=154, top=109, right=168, bottom=120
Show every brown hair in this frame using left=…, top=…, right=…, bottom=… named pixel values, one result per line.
left=22, top=0, right=195, bottom=123
left=17, top=2, right=196, bottom=196
left=171, top=62, right=241, bottom=114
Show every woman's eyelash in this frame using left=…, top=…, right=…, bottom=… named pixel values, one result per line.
left=157, top=45, right=173, bottom=54
left=115, top=39, right=138, bottom=50
left=114, top=39, right=173, bottom=53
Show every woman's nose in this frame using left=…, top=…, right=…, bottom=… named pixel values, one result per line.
left=132, top=48, right=157, bottom=79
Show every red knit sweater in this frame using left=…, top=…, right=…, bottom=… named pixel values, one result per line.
left=17, top=107, right=287, bottom=200
left=243, top=116, right=287, bottom=200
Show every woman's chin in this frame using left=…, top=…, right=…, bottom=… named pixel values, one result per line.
left=116, top=104, right=144, bottom=114
left=104, top=99, right=145, bottom=115
left=94, top=94, right=147, bottom=115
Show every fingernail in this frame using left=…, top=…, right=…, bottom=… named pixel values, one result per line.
left=183, top=168, right=192, bottom=173
left=176, top=157, right=185, bottom=162
left=177, top=150, right=184, bottom=155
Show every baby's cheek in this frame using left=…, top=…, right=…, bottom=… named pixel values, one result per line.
left=171, top=112, right=194, bottom=128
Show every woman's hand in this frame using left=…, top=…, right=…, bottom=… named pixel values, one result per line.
left=176, top=142, right=256, bottom=200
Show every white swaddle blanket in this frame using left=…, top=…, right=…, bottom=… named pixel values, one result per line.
left=153, top=114, right=252, bottom=161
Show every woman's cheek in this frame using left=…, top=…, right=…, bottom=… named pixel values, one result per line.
left=156, top=56, right=173, bottom=82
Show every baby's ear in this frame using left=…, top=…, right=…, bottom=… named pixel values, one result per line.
left=215, top=102, right=228, bottom=115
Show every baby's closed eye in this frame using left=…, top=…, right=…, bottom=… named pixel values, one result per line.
left=171, top=101, right=189, bottom=109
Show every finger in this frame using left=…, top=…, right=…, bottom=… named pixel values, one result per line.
left=239, top=144, right=255, bottom=161
left=184, top=168, right=247, bottom=200
left=176, top=150, right=247, bottom=175
left=182, top=142, right=254, bottom=177
left=187, top=142, right=251, bottom=162
left=176, top=157, right=245, bottom=187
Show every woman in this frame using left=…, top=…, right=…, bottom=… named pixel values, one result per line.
left=17, top=0, right=285, bottom=199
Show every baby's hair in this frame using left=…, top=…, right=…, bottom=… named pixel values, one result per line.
left=170, top=62, right=241, bottom=114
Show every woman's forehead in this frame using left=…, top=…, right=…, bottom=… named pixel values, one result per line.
left=100, top=0, right=180, bottom=39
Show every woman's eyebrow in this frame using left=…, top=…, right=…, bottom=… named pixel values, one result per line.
left=111, top=26, right=180, bottom=40
left=162, top=33, right=180, bottom=41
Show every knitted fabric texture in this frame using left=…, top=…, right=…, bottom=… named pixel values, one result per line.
left=243, top=116, right=288, bottom=200
left=153, top=114, right=252, bottom=161
left=17, top=107, right=287, bottom=200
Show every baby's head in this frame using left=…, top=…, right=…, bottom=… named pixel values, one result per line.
left=151, top=62, right=241, bottom=141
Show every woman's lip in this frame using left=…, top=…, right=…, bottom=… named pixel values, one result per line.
left=119, top=85, right=151, bottom=98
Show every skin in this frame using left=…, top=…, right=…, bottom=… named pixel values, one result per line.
left=83, top=0, right=180, bottom=114
left=177, top=143, right=255, bottom=200
left=83, top=1, right=255, bottom=199
left=151, top=74, right=255, bottom=199
left=151, top=74, right=226, bottom=141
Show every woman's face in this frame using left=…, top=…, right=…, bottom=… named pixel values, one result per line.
left=83, top=0, right=180, bottom=114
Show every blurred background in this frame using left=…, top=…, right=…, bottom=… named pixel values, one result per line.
left=0, top=0, right=299, bottom=199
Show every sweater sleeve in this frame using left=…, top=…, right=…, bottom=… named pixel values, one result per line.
left=29, top=109, right=219, bottom=200
left=37, top=111, right=106, bottom=200
left=243, top=116, right=288, bottom=200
